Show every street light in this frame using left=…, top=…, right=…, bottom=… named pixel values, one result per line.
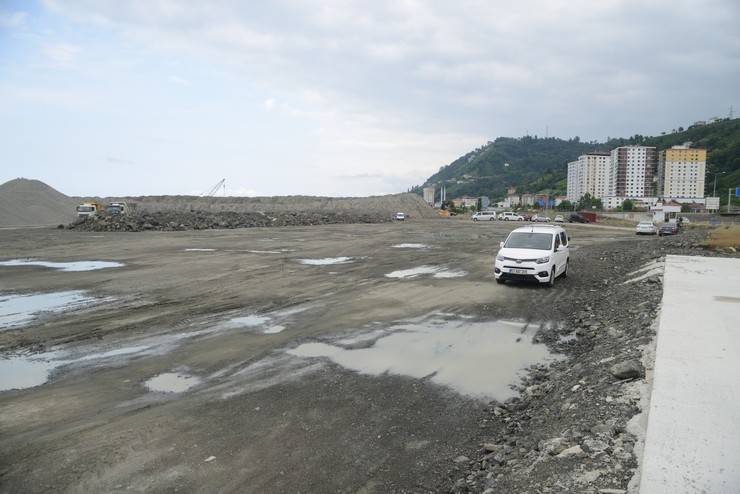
left=709, top=171, right=726, bottom=197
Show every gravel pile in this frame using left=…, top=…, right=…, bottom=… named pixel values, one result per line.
left=440, top=229, right=737, bottom=494
left=67, top=209, right=392, bottom=232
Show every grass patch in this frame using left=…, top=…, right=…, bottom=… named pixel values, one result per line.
left=702, top=225, right=740, bottom=249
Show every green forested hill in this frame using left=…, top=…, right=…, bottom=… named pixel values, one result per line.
left=416, top=118, right=740, bottom=203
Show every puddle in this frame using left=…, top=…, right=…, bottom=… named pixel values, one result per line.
left=229, top=315, right=271, bottom=327
left=0, top=259, right=124, bottom=271
left=385, top=266, right=467, bottom=279
left=145, top=372, right=202, bottom=393
left=298, top=257, right=354, bottom=265
left=263, top=325, right=286, bottom=334
left=0, top=354, right=58, bottom=391
left=288, top=318, right=557, bottom=400
left=0, top=291, right=101, bottom=330
left=391, top=243, right=429, bottom=249
left=245, top=250, right=282, bottom=254
left=184, top=248, right=216, bottom=252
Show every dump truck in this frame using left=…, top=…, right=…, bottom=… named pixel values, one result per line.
left=76, top=202, right=104, bottom=219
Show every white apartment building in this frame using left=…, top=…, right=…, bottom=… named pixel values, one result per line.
left=423, top=186, right=435, bottom=205
left=566, top=152, right=610, bottom=201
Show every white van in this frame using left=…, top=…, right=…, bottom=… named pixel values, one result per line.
left=472, top=211, right=496, bottom=221
left=494, top=225, right=569, bottom=286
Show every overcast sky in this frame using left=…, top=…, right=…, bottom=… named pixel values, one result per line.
left=1, top=0, right=738, bottom=196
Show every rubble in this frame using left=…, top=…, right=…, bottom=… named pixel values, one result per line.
left=67, top=209, right=393, bottom=232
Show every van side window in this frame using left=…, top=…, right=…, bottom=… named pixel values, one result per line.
left=560, top=232, right=567, bottom=245
left=553, top=235, right=560, bottom=250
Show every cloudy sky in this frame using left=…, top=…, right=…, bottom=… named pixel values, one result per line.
left=1, top=0, right=738, bottom=196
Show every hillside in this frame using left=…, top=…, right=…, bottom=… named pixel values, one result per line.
left=0, top=178, right=78, bottom=226
left=418, top=118, right=740, bottom=202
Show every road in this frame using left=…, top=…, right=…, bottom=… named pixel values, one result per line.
left=0, top=219, right=635, bottom=493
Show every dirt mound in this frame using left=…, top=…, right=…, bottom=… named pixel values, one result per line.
left=68, top=209, right=393, bottom=232
left=0, top=178, right=77, bottom=226
left=91, top=193, right=437, bottom=219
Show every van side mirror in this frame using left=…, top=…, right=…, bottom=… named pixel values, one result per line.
left=568, top=236, right=571, bottom=241
left=499, top=241, right=504, bottom=248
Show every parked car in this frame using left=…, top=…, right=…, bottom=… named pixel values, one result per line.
left=472, top=211, right=496, bottom=221
left=494, top=225, right=569, bottom=286
left=553, top=215, right=565, bottom=223
left=678, top=216, right=691, bottom=224
left=659, top=223, right=679, bottom=236
left=499, top=212, right=524, bottom=221
left=531, top=215, right=551, bottom=222
left=521, top=213, right=534, bottom=221
left=395, top=212, right=406, bottom=221
left=568, top=213, right=589, bottom=223
left=635, top=221, right=657, bottom=235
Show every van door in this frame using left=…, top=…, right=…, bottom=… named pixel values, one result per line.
left=552, top=234, right=566, bottom=274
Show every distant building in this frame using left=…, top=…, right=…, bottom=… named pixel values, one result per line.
left=535, top=194, right=550, bottom=208
left=507, top=186, right=517, bottom=196
left=423, top=186, right=435, bottom=205
left=505, top=193, right=521, bottom=208
left=609, top=145, right=657, bottom=198
left=452, top=196, right=478, bottom=208
left=521, top=193, right=535, bottom=206
left=480, top=196, right=490, bottom=209
left=567, top=152, right=611, bottom=201
left=657, top=145, right=706, bottom=200
left=554, top=195, right=567, bottom=206
left=603, top=196, right=659, bottom=210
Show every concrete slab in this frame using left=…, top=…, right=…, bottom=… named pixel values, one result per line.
left=640, top=255, right=740, bottom=493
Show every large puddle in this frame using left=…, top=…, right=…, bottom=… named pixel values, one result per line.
left=0, top=291, right=101, bottom=330
left=0, top=259, right=124, bottom=271
left=385, top=266, right=467, bottom=279
left=288, top=317, right=557, bottom=400
left=391, top=243, right=429, bottom=249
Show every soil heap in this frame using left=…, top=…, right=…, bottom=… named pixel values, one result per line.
left=0, top=178, right=77, bottom=226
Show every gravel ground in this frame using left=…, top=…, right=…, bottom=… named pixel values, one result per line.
left=0, top=221, right=735, bottom=493
left=438, top=229, right=739, bottom=494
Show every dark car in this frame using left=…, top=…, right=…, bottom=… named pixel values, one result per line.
left=568, top=213, right=589, bottom=223
left=658, top=222, right=679, bottom=236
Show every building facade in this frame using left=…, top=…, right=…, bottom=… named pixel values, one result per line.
left=609, top=145, right=657, bottom=198
left=657, top=145, right=706, bottom=199
left=567, top=152, right=611, bottom=202
left=422, top=186, right=435, bottom=205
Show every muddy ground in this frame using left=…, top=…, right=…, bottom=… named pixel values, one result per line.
left=0, top=219, right=710, bottom=493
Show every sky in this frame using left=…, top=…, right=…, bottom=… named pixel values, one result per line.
left=1, top=0, right=738, bottom=197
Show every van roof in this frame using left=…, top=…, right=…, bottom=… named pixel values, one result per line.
left=511, top=225, right=565, bottom=234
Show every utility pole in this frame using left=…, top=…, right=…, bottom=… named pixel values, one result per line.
left=712, top=171, right=725, bottom=197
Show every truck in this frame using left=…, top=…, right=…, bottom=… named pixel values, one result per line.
left=76, top=202, right=104, bottom=219
left=105, top=202, right=129, bottom=215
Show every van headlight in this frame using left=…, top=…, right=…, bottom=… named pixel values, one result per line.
left=536, top=256, right=550, bottom=264
left=495, top=254, right=504, bottom=261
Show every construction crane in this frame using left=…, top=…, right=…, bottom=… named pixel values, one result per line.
left=202, top=178, right=226, bottom=197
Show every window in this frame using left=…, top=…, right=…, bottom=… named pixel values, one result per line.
left=560, top=232, right=567, bottom=246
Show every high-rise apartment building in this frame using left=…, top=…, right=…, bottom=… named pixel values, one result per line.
left=566, top=152, right=610, bottom=201
left=657, top=145, right=706, bottom=199
left=609, top=145, right=657, bottom=197
left=423, top=186, right=435, bottom=205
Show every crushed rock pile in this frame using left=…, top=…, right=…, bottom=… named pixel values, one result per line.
left=67, top=209, right=393, bottom=232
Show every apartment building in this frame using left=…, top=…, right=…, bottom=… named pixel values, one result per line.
left=657, top=145, right=706, bottom=199
left=609, top=145, right=657, bottom=197
left=566, top=152, right=611, bottom=201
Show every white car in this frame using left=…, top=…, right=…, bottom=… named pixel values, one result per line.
left=472, top=211, right=497, bottom=221
left=395, top=212, right=406, bottom=221
left=635, top=221, right=657, bottom=235
left=531, top=215, right=551, bottom=222
left=494, top=225, right=569, bottom=286
left=499, top=212, right=524, bottom=221
left=553, top=215, right=565, bottom=223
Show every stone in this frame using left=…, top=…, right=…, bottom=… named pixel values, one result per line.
left=582, top=438, right=609, bottom=453
left=540, top=437, right=569, bottom=456
left=609, top=360, right=644, bottom=379
left=556, top=445, right=585, bottom=458
left=453, top=455, right=470, bottom=464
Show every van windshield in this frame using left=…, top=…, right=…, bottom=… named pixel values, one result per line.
left=504, top=232, right=553, bottom=250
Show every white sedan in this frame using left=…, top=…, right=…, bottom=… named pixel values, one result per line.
left=635, top=221, right=657, bottom=235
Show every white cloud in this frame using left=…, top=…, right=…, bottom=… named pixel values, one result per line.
left=42, top=42, right=81, bottom=67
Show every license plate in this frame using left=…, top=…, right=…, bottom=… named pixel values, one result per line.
left=510, top=268, right=528, bottom=274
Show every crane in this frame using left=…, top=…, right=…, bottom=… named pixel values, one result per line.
left=202, top=178, right=226, bottom=197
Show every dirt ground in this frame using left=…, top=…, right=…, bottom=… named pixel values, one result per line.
left=0, top=219, right=637, bottom=493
